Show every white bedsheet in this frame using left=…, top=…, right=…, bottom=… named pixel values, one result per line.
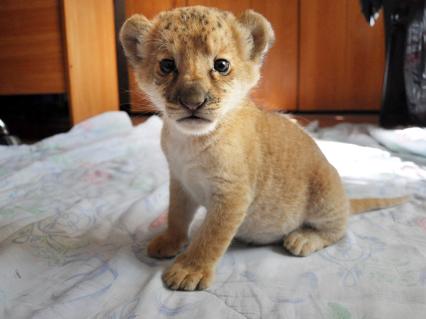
left=0, top=112, right=425, bottom=319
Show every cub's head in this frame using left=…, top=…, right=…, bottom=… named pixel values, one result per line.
left=120, top=6, right=274, bottom=135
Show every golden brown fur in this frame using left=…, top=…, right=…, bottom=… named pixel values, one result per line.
left=120, top=6, right=408, bottom=291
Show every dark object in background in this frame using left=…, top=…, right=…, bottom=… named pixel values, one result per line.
left=361, top=0, right=384, bottom=26
left=0, top=118, right=21, bottom=145
left=360, top=0, right=426, bottom=127
left=0, top=94, right=70, bottom=143
left=404, top=1, right=426, bottom=125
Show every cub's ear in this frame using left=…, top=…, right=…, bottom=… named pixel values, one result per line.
left=238, top=10, right=275, bottom=63
left=119, top=14, right=152, bottom=66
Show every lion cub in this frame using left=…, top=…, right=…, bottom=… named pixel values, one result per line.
left=120, top=6, right=406, bottom=291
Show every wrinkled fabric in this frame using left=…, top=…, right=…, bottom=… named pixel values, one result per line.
left=0, top=112, right=425, bottom=319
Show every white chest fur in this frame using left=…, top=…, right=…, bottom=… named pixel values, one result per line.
left=163, top=127, right=211, bottom=207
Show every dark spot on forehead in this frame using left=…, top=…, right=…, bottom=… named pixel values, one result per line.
left=165, top=22, right=171, bottom=30
left=217, top=21, right=222, bottom=28
left=187, top=34, right=210, bottom=55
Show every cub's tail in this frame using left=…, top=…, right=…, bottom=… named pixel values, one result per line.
left=350, top=196, right=410, bottom=214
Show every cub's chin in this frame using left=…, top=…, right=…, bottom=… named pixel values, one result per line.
left=170, top=115, right=218, bottom=136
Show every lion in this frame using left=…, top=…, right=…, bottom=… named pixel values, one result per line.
left=120, top=6, right=407, bottom=291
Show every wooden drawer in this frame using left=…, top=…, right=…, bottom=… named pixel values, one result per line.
left=0, top=0, right=65, bottom=95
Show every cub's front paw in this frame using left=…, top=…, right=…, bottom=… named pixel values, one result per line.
left=162, top=255, right=214, bottom=291
left=147, top=232, right=186, bottom=259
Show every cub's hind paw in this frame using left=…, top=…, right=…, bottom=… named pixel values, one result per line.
left=283, top=229, right=326, bottom=257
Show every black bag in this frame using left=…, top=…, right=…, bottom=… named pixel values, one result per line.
left=360, top=0, right=426, bottom=127
left=404, top=0, right=426, bottom=125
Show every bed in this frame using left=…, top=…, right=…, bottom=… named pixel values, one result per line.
left=1, top=112, right=425, bottom=319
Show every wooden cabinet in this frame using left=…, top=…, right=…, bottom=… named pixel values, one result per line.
left=0, top=0, right=65, bottom=95
left=250, top=0, right=298, bottom=111
left=125, top=0, right=385, bottom=113
left=0, top=0, right=119, bottom=124
left=299, top=0, right=385, bottom=111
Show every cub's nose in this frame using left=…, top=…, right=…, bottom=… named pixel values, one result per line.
left=178, top=85, right=208, bottom=111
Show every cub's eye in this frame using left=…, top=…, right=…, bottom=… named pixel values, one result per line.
left=159, top=59, right=176, bottom=74
left=214, top=59, right=230, bottom=74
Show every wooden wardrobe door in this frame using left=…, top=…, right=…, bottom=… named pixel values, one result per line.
left=186, top=0, right=298, bottom=111
left=62, top=0, right=119, bottom=123
left=299, top=0, right=385, bottom=111
left=186, top=0, right=250, bottom=13
left=250, top=0, right=298, bottom=111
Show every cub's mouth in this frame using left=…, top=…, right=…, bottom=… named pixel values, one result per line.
left=177, top=114, right=211, bottom=123
left=173, top=112, right=217, bottom=134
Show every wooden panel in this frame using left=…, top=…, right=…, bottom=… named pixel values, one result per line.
left=62, top=0, right=119, bottom=124
left=126, top=0, right=184, bottom=19
left=0, top=0, right=65, bottom=95
left=186, top=0, right=251, bottom=13
left=299, top=0, right=385, bottom=111
left=299, top=0, right=346, bottom=110
left=345, top=0, right=385, bottom=110
left=250, top=0, right=298, bottom=111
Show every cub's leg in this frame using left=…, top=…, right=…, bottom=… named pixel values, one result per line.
left=163, top=190, right=250, bottom=290
left=284, top=163, right=350, bottom=257
left=283, top=203, right=349, bottom=257
left=147, top=178, right=198, bottom=258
